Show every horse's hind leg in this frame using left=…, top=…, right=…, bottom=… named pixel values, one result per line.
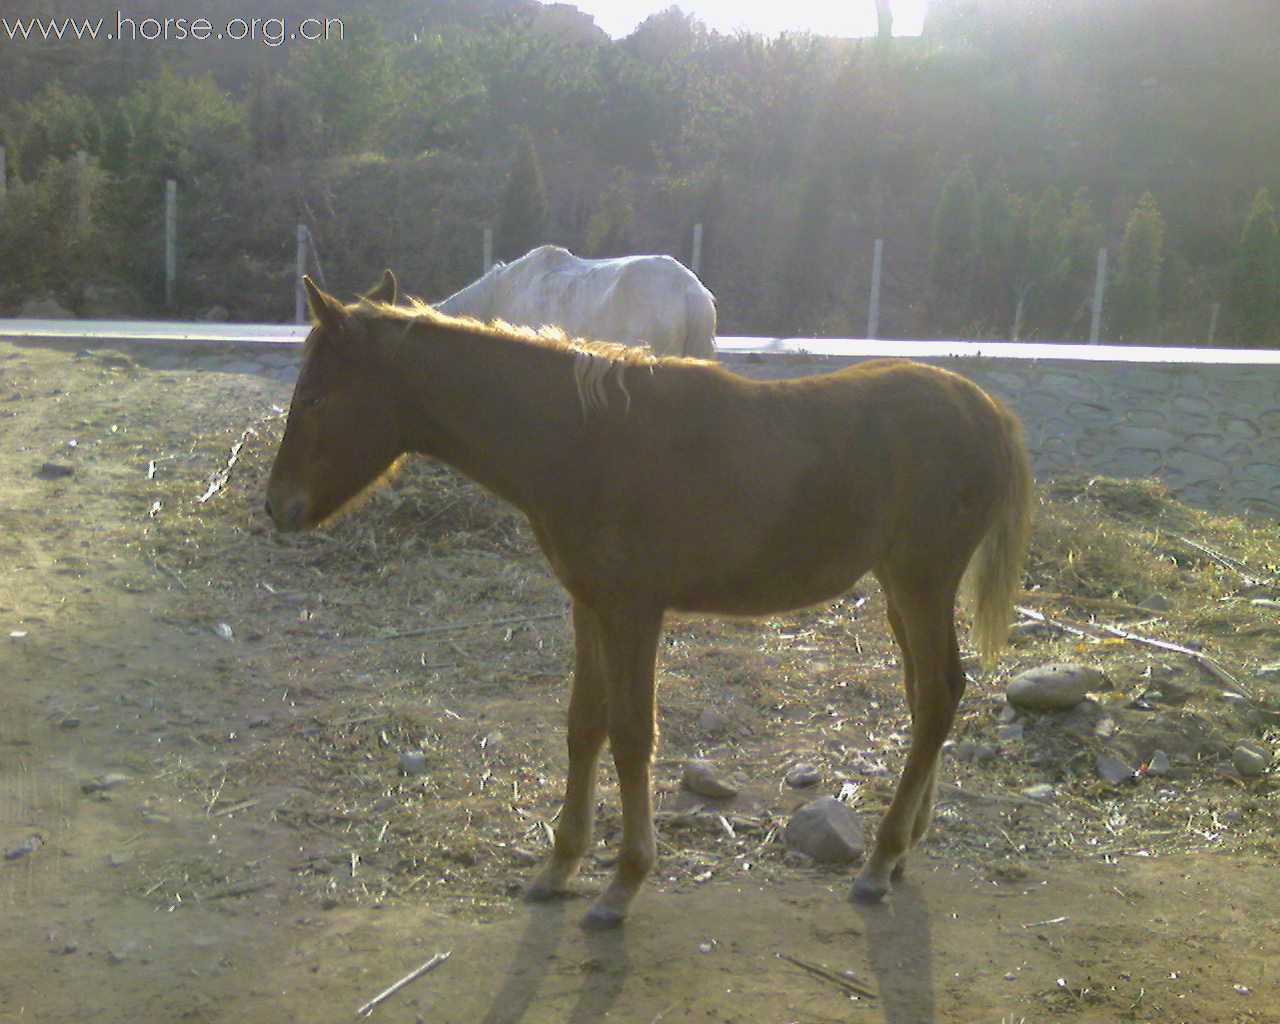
left=583, top=605, right=664, bottom=929
left=526, top=601, right=609, bottom=902
left=854, top=575, right=965, bottom=902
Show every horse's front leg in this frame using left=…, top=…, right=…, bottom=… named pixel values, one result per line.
left=583, top=605, right=664, bottom=929
left=526, top=601, right=608, bottom=901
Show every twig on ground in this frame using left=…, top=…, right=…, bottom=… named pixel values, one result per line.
left=1176, top=535, right=1276, bottom=589
left=198, top=427, right=256, bottom=504
left=355, top=950, right=452, bottom=1017
left=377, top=611, right=565, bottom=641
left=777, top=953, right=877, bottom=1000
left=1015, top=605, right=1251, bottom=700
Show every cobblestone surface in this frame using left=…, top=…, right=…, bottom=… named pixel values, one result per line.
left=726, top=352, right=1280, bottom=518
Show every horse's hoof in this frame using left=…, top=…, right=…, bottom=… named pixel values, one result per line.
left=581, top=902, right=626, bottom=930
left=850, top=876, right=889, bottom=904
left=524, top=877, right=569, bottom=903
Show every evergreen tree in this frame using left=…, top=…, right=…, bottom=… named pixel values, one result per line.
left=584, top=170, right=635, bottom=257
left=1112, top=192, right=1166, bottom=341
left=1045, top=188, right=1104, bottom=337
left=1228, top=187, right=1278, bottom=346
left=101, top=104, right=134, bottom=174
left=973, top=178, right=1017, bottom=335
left=496, top=129, right=550, bottom=259
left=929, top=158, right=979, bottom=331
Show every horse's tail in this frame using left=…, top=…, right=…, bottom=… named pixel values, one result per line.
left=683, top=287, right=717, bottom=359
left=967, top=401, right=1033, bottom=669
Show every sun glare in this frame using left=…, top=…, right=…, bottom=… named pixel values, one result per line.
left=558, top=1, right=927, bottom=40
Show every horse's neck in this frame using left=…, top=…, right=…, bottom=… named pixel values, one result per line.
left=436, top=271, right=495, bottom=320
left=395, top=326, right=581, bottom=512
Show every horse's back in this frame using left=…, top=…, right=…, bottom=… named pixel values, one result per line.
left=493, top=247, right=713, bottom=356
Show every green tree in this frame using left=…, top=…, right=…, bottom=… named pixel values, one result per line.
left=496, top=129, right=550, bottom=259
left=1044, top=188, right=1104, bottom=337
left=1228, top=187, right=1278, bottom=346
left=929, top=158, right=979, bottom=330
left=585, top=170, right=635, bottom=256
left=289, top=14, right=394, bottom=154
left=1112, top=192, right=1167, bottom=340
left=973, top=178, right=1017, bottom=335
left=0, top=153, right=110, bottom=303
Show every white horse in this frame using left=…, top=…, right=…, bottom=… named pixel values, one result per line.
left=436, top=245, right=717, bottom=359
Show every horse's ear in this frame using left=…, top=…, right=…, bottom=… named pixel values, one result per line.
left=362, top=269, right=398, bottom=306
left=303, top=276, right=346, bottom=334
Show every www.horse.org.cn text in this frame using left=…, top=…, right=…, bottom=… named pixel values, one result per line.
left=1, top=12, right=345, bottom=46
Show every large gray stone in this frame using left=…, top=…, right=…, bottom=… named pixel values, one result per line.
left=1006, top=662, right=1110, bottom=713
left=784, top=796, right=864, bottom=864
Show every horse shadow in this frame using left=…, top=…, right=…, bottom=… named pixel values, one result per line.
left=854, top=879, right=938, bottom=1024
left=478, top=900, right=630, bottom=1024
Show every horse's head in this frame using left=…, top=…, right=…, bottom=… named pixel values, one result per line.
left=265, top=272, right=406, bottom=532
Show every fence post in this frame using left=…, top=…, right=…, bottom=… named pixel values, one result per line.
left=867, top=238, right=884, bottom=339
left=164, top=178, right=177, bottom=309
left=1207, top=302, right=1220, bottom=347
left=295, top=223, right=308, bottom=323
left=691, top=222, right=703, bottom=277
left=1089, top=246, right=1107, bottom=344
left=0, top=145, right=7, bottom=212
left=482, top=227, right=493, bottom=274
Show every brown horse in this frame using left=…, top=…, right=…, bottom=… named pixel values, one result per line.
left=266, top=272, right=1032, bottom=928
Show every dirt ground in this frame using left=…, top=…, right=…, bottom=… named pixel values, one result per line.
left=2, top=337, right=1279, bottom=1024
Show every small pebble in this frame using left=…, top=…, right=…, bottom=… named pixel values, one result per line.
left=35, top=462, right=75, bottom=480
left=1021, top=784, right=1055, bottom=801
left=1097, top=752, right=1136, bottom=785
left=1232, top=741, right=1271, bottom=778
left=1146, top=750, right=1172, bottom=776
left=697, top=706, right=731, bottom=735
left=399, top=750, right=428, bottom=776
left=784, top=763, right=821, bottom=788
left=4, top=834, right=43, bottom=860
left=682, top=759, right=739, bottom=799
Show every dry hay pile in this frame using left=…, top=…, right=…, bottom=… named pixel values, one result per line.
left=137, top=406, right=1280, bottom=916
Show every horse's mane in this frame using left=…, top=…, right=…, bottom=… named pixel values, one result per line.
left=350, top=296, right=661, bottom=416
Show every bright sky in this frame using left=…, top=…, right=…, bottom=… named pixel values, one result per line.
left=553, top=1, right=928, bottom=40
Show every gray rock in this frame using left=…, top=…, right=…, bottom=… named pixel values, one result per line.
left=682, top=759, right=739, bottom=799
left=1232, top=741, right=1272, bottom=778
left=35, top=461, right=75, bottom=480
left=949, top=740, right=999, bottom=763
left=784, top=796, right=864, bottom=863
left=1006, top=662, right=1109, bottom=712
left=4, top=834, right=43, bottom=860
left=697, top=705, right=731, bottom=735
left=997, top=722, right=1024, bottom=743
left=1097, top=752, right=1136, bottom=785
left=399, top=750, right=428, bottom=776
left=1146, top=749, right=1172, bottom=776
left=784, top=762, right=821, bottom=788
left=81, top=772, right=130, bottom=794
